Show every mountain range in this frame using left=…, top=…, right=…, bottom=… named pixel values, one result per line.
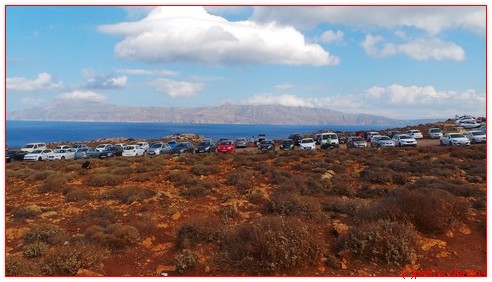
left=6, top=101, right=434, bottom=126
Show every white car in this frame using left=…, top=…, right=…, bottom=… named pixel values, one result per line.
left=299, top=138, right=316, bottom=150
left=440, top=133, right=470, bottom=146
left=24, top=149, right=54, bottom=161
left=392, top=134, right=417, bottom=147
left=428, top=128, right=443, bottom=139
left=371, top=136, right=395, bottom=148
left=20, top=142, right=47, bottom=153
left=458, top=120, right=481, bottom=129
left=406, top=130, right=423, bottom=139
left=464, top=131, right=486, bottom=144
left=95, top=144, right=113, bottom=152
left=122, top=145, right=146, bottom=157
left=48, top=148, right=77, bottom=160
left=55, top=145, right=72, bottom=150
left=136, top=142, right=150, bottom=150
left=365, top=131, right=380, bottom=141
left=320, top=132, right=340, bottom=148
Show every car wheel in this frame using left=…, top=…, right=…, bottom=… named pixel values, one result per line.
left=471, top=139, right=476, bottom=144
left=440, top=140, right=444, bottom=146
left=38, top=157, right=42, bottom=161
left=61, top=156, right=65, bottom=160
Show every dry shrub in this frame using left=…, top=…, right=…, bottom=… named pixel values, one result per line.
left=328, top=174, right=357, bottom=197
left=166, top=171, right=195, bottom=186
left=264, top=192, right=322, bottom=219
left=11, top=206, right=41, bottom=220
left=42, top=243, right=109, bottom=276
left=360, top=188, right=470, bottom=234
left=24, top=224, right=66, bottom=245
left=83, top=173, right=124, bottom=186
left=64, top=187, right=92, bottom=202
left=84, top=223, right=140, bottom=253
left=226, top=169, right=256, bottom=192
left=23, top=241, right=48, bottom=258
left=37, top=174, right=69, bottom=193
left=190, top=163, right=220, bottom=176
left=408, top=178, right=484, bottom=198
left=101, top=186, right=156, bottom=204
left=7, top=168, right=37, bottom=180
left=110, top=166, right=134, bottom=175
left=6, top=255, right=36, bottom=276
left=27, top=170, right=56, bottom=181
left=179, top=179, right=219, bottom=198
left=323, top=198, right=370, bottom=217
left=76, top=207, right=119, bottom=227
left=175, top=218, right=223, bottom=249
left=336, top=220, right=417, bottom=266
left=219, top=217, right=321, bottom=275
left=174, top=249, right=199, bottom=274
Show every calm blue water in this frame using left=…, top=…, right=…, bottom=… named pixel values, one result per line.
left=6, top=120, right=390, bottom=148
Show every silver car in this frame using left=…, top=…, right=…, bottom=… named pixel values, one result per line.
left=147, top=142, right=171, bottom=155
left=464, top=131, right=486, bottom=144
left=392, top=134, right=417, bottom=147
left=371, top=136, right=396, bottom=148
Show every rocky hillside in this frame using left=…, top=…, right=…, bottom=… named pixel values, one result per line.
left=7, top=102, right=420, bottom=126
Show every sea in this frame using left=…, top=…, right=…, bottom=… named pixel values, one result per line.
left=6, top=120, right=391, bottom=148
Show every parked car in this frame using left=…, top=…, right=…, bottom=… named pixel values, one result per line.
left=299, top=138, right=316, bottom=150
left=392, top=134, right=417, bottom=147
left=74, top=148, right=101, bottom=159
left=288, top=133, right=304, bottom=146
left=103, top=146, right=124, bottom=157
left=257, top=134, right=267, bottom=143
left=167, top=140, right=178, bottom=149
left=478, top=125, right=486, bottom=134
left=320, top=132, right=340, bottom=149
left=72, top=143, right=88, bottom=150
left=337, top=133, right=347, bottom=144
left=136, top=142, right=150, bottom=151
left=55, top=145, right=72, bottom=150
left=235, top=138, right=248, bottom=148
left=364, top=132, right=380, bottom=141
left=458, top=120, right=481, bottom=129
left=258, top=139, right=275, bottom=151
left=217, top=140, right=236, bottom=154
left=385, top=130, right=401, bottom=138
left=370, top=136, right=396, bottom=148
left=347, top=136, right=368, bottom=148
left=406, top=130, right=423, bottom=139
left=464, top=131, right=486, bottom=144
left=195, top=140, right=216, bottom=153
left=148, top=142, right=171, bottom=155
left=6, top=150, right=18, bottom=163
left=122, top=145, right=146, bottom=157
left=95, top=144, right=113, bottom=152
left=170, top=142, right=195, bottom=155
left=279, top=139, right=295, bottom=150
left=428, top=128, right=443, bottom=139
left=48, top=148, right=77, bottom=160
left=20, top=142, right=47, bottom=153
left=24, top=149, right=54, bottom=161
left=440, top=133, right=470, bottom=146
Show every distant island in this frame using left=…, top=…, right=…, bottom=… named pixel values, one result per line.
left=7, top=101, right=438, bottom=126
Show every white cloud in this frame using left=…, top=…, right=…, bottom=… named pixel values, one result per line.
left=85, top=75, right=128, bottom=89
left=57, top=90, right=107, bottom=102
left=252, top=6, right=485, bottom=35
left=99, top=6, right=339, bottom=66
left=274, top=84, right=294, bottom=91
left=320, top=30, right=344, bottom=43
left=152, top=78, right=204, bottom=98
left=362, top=35, right=465, bottom=61
left=116, top=68, right=179, bottom=76
left=362, top=84, right=485, bottom=118
left=20, top=98, right=45, bottom=107
left=7, top=72, right=63, bottom=92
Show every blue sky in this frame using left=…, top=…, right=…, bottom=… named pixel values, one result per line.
left=6, top=5, right=486, bottom=119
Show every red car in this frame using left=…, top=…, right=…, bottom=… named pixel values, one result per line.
left=217, top=140, right=236, bottom=154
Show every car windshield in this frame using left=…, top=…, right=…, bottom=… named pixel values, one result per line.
left=301, top=139, right=313, bottom=143
left=260, top=140, right=272, bottom=145
left=352, top=137, right=365, bottom=142
left=30, top=150, right=42, bottom=154
left=323, top=134, right=337, bottom=139
left=471, top=132, right=484, bottom=136
left=55, top=149, right=65, bottom=153
left=176, top=143, right=186, bottom=148
left=236, top=139, right=246, bottom=142
left=282, top=140, right=293, bottom=144
left=96, top=145, right=106, bottom=148
left=199, top=142, right=210, bottom=146
left=430, top=129, right=441, bottom=133
left=399, top=135, right=413, bottom=140
left=221, top=141, right=233, bottom=145
left=168, top=141, right=176, bottom=145
left=124, top=146, right=135, bottom=150
left=150, top=143, right=162, bottom=148
left=379, top=137, right=391, bottom=141
left=23, top=144, right=35, bottom=148
left=450, top=134, right=465, bottom=138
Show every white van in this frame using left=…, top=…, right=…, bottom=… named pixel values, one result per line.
left=320, top=133, right=339, bottom=148
left=20, top=142, right=47, bottom=152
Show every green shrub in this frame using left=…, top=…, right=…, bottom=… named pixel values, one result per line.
left=336, top=220, right=417, bottom=266
left=219, top=217, right=321, bottom=275
left=42, top=243, right=109, bottom=276
left=11, top=206, right=41, bottom=220
left=23, top=242, right=48, bottom=258
left=6, top=256, right=36, bottom=276
left=84, top=223, right=140, bottom=252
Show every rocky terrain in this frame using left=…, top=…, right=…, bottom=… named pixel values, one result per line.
left=5, top=127, right=486, bottom=277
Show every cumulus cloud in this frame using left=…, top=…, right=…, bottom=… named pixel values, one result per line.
left=362, top=84, right=485, bottom=118
left=362, top=35, right=465, bottom=61
left=84, top=75, right=128, bottom=89
left=152, top=78, right=204, bottom=97
left=7, top=72, right=63, bottom=92
left=99, top=6, right=339, bottom=66
left=320, top=30, right=344, bottom=43
left=252, top=6, right=485, bottom=35
left=57, top=90, right=107, bottom=102
left=116, top=68, right=179, bottom=76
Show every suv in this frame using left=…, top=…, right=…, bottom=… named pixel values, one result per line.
left=320, top=133, right=340, bottom=149
left=20, top=142, right=47, bottom=153
left=288, top=133, right=304, bottom=146
left=428, top=128, right=443, bottom=139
